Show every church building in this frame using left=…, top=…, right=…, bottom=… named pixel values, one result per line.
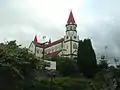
left=29, top=11, right=79, bottom=59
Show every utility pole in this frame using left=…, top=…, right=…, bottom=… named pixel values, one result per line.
left=105, top=45, right=108, bottom=61
left=49, top=71, right=53, bottom=90
left=41, top=42, right=48, bottom=59
left=114, top=57, right=118, bottom=67
left=41, top=36, right=47, bottom=59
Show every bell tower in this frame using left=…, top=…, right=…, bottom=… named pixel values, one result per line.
left=63, top=11, right=79, bottom=59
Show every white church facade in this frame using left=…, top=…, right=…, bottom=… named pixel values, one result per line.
left=29, top=11, right=79, bottom=59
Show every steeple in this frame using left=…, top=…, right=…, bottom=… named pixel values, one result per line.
left=34, top=35, right=38, bottom=43
left=64, top=10, right=79, bottom=59
left=67, top=10, right=76, bottom=24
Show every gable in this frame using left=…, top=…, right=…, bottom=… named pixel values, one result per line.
left=29, top=42, right=36, bottom=53
left=45, top=50, right=62, bottom=57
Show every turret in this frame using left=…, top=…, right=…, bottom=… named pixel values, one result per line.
left=66, top=11, right=77, bottom=32
left=63, top=10, right=79, bottom=59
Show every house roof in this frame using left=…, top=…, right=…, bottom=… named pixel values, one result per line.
left=45, top=38, right=64, bottom=48
left=33, top=38, right=64, bottom=48
left=67, top=11, right=76, bottom=24
left=45, top=50, right=62, bottom=57
left=32, top=41, right=44, bottom=48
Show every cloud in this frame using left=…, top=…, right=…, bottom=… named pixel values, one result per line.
left=0, top=0, right=82, bottom=45
left=0, top=0, right=120, bottom=64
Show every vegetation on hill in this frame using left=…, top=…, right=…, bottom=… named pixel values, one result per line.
left=0, top=39, right=120, bottom=90
left=77, top=39, right=98, bottom=77
left=50, top=56, right=78, bottom=76
left=23, top=77, right=102, bottom=90
left=0, top=40, right=40, bottom=90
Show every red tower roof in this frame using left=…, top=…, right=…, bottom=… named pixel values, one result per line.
left=67, top=11, right=76, bottom=24
left=34, top=35, right=38, bottom=43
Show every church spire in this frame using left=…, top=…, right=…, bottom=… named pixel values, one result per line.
left=67, top=10, right=76, bottom=24
left=34, top=35, right=38, bottom=43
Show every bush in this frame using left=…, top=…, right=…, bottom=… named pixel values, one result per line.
left=22, top=77, right=101, bottom=90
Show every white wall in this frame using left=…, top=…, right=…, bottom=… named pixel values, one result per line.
left=29, top=42, right=35, bottom=54
left=63, top=42, right=70, bottom=55
left=45, top=43, right=62, bottom=55
left=36, top=47, right=43, bottom=58
left=44, top=60, right=56, bottom=70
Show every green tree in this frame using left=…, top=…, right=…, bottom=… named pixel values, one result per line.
left=98, top=55, right=108, bottom=70
left=0, top=40, right=39, bottom=90
left=50, top=56, right=78, bottom=76
left=77, top=39, right=98, bottom=77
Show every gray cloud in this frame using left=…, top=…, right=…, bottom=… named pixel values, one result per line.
left=0, top=0, right=120, bottom=64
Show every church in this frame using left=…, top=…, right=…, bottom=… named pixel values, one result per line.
left=29, top=11, right=79, bottom=59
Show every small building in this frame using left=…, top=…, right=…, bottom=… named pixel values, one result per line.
left=44, top=60, right=56, bottom=70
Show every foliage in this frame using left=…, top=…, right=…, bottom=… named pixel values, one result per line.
left=77, top=39, right=98, bottom=77
left=98, top=60, right=108, bottom=70
left=98, top=55, right=108, bottom=70
left=50, top=56, right=78, bottom=76
left=1, top=40, right=119, bottom=90
left=0, top=40, right=39, bottom=90
left=22, top=77, right=102, bottom=90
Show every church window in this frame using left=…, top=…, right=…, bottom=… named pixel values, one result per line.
left=55, top=46, right=57, bottom=50
left=44, top=51, right=47, bottom=54
left=59, top=45, right=61, bottom=50
left=74, top=27, right=76, bottom=30
left=52, top=47, right=54, bottom=52
left=50, top=48, right=52, bottom=53
left=67, top=26, right=69, bottom=30
left=70, top=26, right=72, bottom=30
left=73, top=43, right=77, bottom=49
left=37, top=49, right=39, bottom=54
left=48, top=49, right=50, bottom=53
left=45, top=49, right=47, bottom=54
left=66, top=36, right=68, bottom=39
left=74, top=36, right=76, bottom=39
left=57, top=45, right=59, bottom=50
left=66, top=45, right=68, bottom=49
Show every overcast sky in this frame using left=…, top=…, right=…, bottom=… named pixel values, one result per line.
left=0, top=0, right=120, bottom=64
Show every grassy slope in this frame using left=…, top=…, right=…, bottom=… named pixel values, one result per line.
left=37, top=77, right=104, bottom=90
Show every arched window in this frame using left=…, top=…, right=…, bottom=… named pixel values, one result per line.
left=66, top=36, right=68, bottom=39
left=73, top=26, right=76, bottom=30
left=37, top=49, right=39, bottom=54
left=67, top=26, right=69, bottom=30
left=74, top=36, right=76, bottom=39
left=66, top=45, right=68, bottom=49
left=73, top=43, right=77, bottom=49
left=70, top=26, right=72, bottom=30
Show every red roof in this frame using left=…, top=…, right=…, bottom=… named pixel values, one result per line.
left=45, top=38, right=64, bottom=48
left=67, top=11, right=76, bottom=24
left=33, top=38, right=64, bottom=49
left=45, top=50, right=61, bottom=57
left=32, top=41, right=44, bottom=48
left=34, top=35, right=38, bottom=43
